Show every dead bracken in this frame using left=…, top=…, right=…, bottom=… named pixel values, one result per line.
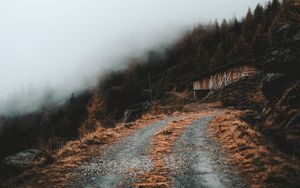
left=209, top=110, right=300, bottom=188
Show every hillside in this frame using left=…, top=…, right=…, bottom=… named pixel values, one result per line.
left=1, top=0, right=300, bottom=187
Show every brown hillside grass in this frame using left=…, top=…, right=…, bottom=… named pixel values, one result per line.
left=209, top=110, right=300, bottom=188
left=6, top=113, right=167, bottom=188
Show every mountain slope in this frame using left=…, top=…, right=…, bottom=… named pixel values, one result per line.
left=1, top=1, right=300, bottom=186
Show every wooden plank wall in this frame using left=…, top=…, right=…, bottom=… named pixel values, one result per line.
left=193, top=65, right=257, bottom=90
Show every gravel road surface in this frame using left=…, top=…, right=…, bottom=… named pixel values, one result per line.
left=68, top=118, right=174, bottom=188
left=69, top=115, right=246, bottom=188
left=167, top=116, right=247, bottom=188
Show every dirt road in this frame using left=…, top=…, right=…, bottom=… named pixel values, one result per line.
left=68, top=114, right=246, bottom=188
left=167, top=116, right=246, bottom=188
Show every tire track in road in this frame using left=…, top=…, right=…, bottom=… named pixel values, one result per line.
left=68, top=118, right=176, bottom=188
left=134, top=113, right=205, bottom=187
left=167, top=116, right=247, bottom=188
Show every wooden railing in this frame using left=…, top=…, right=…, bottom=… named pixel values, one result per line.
left=193, top=65, right=257, bottom=90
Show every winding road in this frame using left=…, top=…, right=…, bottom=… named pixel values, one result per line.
left=68, top=115, right=247, bottom=188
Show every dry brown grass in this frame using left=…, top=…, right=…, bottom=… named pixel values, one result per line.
left=8, top=113, right=166, bottom=188
left=209, top=110, right=300, bottom=188
left=134, top=110, right=216, bottom=188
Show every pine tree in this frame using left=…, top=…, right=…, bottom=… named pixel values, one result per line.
left=268, top=0, right=300, bottom=32
left=232, top=16, right=241, bottom=33
left=209, top=43, right=225, bottom=67
left=228, top=35, right=251, bottom=62
left=254, top=4, right=264, bottom=26
left=251, top=24, right=268, bottom=59
left=242, top=8, right=255, bottom=42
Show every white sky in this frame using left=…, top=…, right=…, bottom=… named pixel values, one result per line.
left=0, top=0, right=270, bottom=101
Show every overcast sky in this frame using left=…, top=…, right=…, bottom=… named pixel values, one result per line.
left=0, top=0, right=270, bottom=114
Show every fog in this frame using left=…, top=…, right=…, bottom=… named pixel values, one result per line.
left=0, top=0, right=270, bottom=115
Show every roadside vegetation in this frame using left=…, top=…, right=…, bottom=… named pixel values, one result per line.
left=1, top=0, right=299, bottom=187
left=209, top=110, right=300, bottom=187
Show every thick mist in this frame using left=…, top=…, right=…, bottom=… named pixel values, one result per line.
left=0, top=0, right=270, bottom=116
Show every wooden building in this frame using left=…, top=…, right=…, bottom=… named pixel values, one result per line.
left=193, top=63, right=257, bottom=98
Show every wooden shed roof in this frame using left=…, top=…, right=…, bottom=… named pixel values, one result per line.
left=194, top=60, right=256, bottom=81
